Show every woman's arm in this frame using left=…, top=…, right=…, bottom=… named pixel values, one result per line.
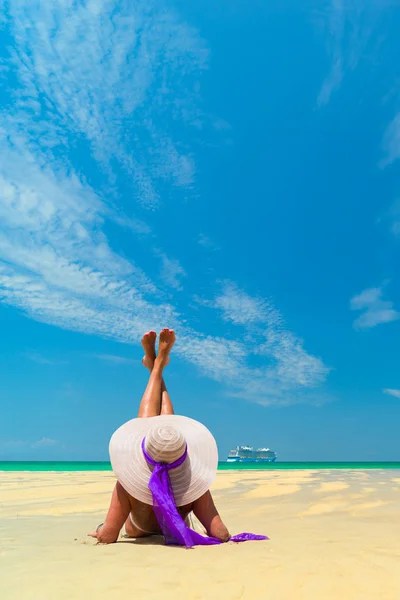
left=193, top=490, right=230, bottom=542
left=88, top=481, right=131, bottom=544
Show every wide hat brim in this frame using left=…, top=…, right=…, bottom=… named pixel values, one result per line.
left=109, top=415, right=219, bottom=506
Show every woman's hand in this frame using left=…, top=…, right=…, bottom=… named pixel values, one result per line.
left=88, top=524, right=118, bottom=544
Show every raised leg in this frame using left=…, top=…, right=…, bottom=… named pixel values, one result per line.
left=160, top=380, right=174, bottom=415
left=137, top=329, right=175, bottom=418
left=141, top=330, right=175, bottom=416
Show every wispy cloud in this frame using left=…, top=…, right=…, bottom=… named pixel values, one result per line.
left=316, top=0, right=384, bottom=108
left=0, top=1, right=203, bottom=338
left=23, top=351, right=67, bottom=365
left=157, top=252, right=187, bottom=290
left=90, top=354, right=137, bottom=365
left=383, top=388, right=400, bottom=398
left=380, top=121, right=400, bottom=232
left=3, top=0, right=208, bottom=208
left=389, top=200, right=400, bottom=236
left=112, top=215, right=152, bottom=236
left=381, top=114, right=400, bottom=167
left=0, top=1, right=330, bottom=407
left=198, top=234, right=219, bottom=251
left=317, top=0, right=344, bottom=108
left=194, top=281, right=331, bottom=405
left=350, top=286, right=399, bottom=329
left=0, top=437, right=58, bottom=449
left=31, top=437, right=57, bottom=448
left=378, top=199, right=400, bottom=236
left=392, top=221, right=400, bottom=236
left=0, top=0, right=202, bottom=344
left=214, top=282, right=277, bottom=326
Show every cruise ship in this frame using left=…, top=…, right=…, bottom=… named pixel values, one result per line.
left=226, top=445, right=277, bottom=463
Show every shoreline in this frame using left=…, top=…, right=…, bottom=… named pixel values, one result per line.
left=1, top=460, right=400, bottom=473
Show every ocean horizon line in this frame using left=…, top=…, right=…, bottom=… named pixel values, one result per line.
left=1, top=460, right=400, bottom=472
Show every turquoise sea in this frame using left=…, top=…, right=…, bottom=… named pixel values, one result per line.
left=1, top=461, right=400, bottom=471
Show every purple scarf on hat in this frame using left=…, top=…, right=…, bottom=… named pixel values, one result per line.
left=141, top=438, right=268, bottom=549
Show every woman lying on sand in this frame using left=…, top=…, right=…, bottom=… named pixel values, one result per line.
left=89, top=329, right=266, bottom=548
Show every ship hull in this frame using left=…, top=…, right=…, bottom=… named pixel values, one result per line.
left=226, top=457, right=276, bottom=463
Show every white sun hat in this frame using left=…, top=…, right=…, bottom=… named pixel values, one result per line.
left=109, top=414, right=219, bottom=506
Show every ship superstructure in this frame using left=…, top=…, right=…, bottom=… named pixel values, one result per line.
left=227, top=445, right=277, bottom=463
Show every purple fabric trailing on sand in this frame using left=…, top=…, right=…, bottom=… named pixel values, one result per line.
left=141, top=438, right=268, bottom=548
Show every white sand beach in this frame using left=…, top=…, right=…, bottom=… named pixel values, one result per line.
left=1, top=469, right=400, bottom=599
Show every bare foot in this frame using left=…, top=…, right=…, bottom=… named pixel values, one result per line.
left=156, top=328, right=175, bottom=367
left=141, top=331, right=157, bottom=370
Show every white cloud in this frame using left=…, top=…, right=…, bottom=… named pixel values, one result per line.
left=380, top=130, right=400, bottom=231
left=383, top=388, right=400, bottom=398
left=316, top=0, right=345, bottom=107
left=0, top=139, right=175, bottom=341
left=316, top=0, right=382, bottom=108
left=157, top=252, right=186, bottom=290
left=112, top=215, right=151, bottom=236
left=381, top=114, right=400, bottom=167
left=3, top=0, right=208, bottom=208
left=0, top=438, right=58, bottom=451
left=24, top=351, right=67, bottom=365
left=177, top=331, right=247, bottom=381
left=350, top=286, right=399, bottom=329
left=318, top=58, right=343, bottom=109
left=31, top=437, right=57, bottom=448
left=214, top=282, right=275, bottom=326
left=384, top=199, right=400, bottom=236
left=198, top=234, right=219, bottom=251
left=0, top=1, right=330, bottom=407
left=205, top=281, right=330, bottom=404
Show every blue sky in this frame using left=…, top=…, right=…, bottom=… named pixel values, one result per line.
left=1, top=0, right=400, bottom=462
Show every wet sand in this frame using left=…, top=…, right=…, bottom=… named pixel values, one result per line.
left=1, top=469, right=400, bottom=599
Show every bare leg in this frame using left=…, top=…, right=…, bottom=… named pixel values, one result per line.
left=160, top=380, right=174, bottom=415
left=141, top=331, right=175, bottom=416
left=137, top=329, right=175, bottom=418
